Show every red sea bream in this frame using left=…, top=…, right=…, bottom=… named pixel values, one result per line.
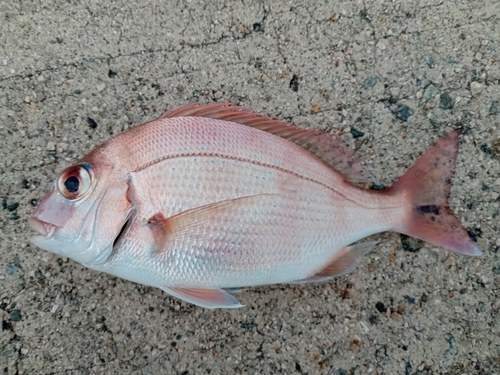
left=29, top=103, right=481, bottom=308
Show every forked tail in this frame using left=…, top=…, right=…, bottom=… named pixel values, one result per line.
left=385, top=129, right=481, bottom=256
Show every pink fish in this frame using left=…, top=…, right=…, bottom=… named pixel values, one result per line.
left=29, top=103, right=481, bottom=309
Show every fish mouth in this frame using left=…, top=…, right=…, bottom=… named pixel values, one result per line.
left=29, top=217, right=57, bottom=238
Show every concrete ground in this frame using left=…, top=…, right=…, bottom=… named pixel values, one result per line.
left=1, top=0, right=499, bottom=374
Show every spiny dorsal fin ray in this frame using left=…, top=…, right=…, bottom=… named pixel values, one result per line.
left=160, top=103, right=372, bottom=185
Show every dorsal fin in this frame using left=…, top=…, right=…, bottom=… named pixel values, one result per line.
left=160, top=103, right=372, bottom=186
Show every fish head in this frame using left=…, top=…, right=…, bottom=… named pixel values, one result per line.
left=29, top=154, right=133, bottom=266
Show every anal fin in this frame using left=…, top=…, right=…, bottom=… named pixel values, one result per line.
left=161, top=287, right=244, bottom=309
left=292, top=241, right=377, bottom=284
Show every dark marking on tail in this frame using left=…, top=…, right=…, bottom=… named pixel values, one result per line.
left=417, top=205, right=440, bottom=215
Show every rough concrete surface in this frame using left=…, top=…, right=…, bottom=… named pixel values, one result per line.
left=1, top=0, right=499, bottom=374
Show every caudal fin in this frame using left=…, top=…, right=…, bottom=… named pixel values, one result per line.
left=387, top=129, right=481, bottom=256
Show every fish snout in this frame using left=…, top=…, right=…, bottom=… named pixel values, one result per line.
left=29, top=216, right=56, bottom=238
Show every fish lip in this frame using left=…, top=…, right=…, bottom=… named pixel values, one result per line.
left=29, top=217, right=56, bottom=238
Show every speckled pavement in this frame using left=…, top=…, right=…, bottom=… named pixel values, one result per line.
left=1, top=1, right=499, bottom=374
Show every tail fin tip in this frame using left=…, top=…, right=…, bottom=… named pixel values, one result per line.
left=390, top=128, right=482, bottom=256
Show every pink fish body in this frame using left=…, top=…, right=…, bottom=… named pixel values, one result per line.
left=29, top=103, right=481, bottom=308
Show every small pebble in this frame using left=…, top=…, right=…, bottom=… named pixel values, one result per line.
left=439, top=92, right=454, bottom=109
left=421, top=84, right=438, bottom=104
left=429, top=118, right=441, bottom=127
left=349, top=340, right=360, bottom=353
left=375, top=345, right=389, bottom=365
left=132, top=111, right=142, bottom=123
left=46, top=141, right=56, bottom=151
left=393, top=105, right=414, bottom=122
left=444, top=333, right=459, bottom=357
left=289, top=75, right=299, bottom=92
left=5, top=262, right=22, bottom=275
left=443, top=256, right=454, bottom=268
left=490, top=100, right=499, bottom=115
left=350, top=127, right=364, bottom=138
left=390, top=87, right=400, bottom=98
left=240, top=323, right=254, bottom=330
left=403, top=295, right=415, bottom=304
left=493, top=263, right=500, bottom=275
left=10, top=309, right=22, bottom=322
left=57, top=143, right=69, bottom=153
left=400, top=234, right=423, bottom=252
left=214, top=91, right=223, bottom=99
left=36, top=92, right=47, bottom=102
left=96, top=83, right=106, bottom=92
left=375, top=302, right=386, bottom=313
left=470, top=82, right=485, bottom=96
left=7, top=202, right=19, bottom=211
left=51, top=305, right=59, bottom=313
left=364, top=76, right=378, bottom=88
left=86, top=117, right=98, bottom=129
left=424, top=55, right=435, bottom=67
left=390, top=312, right=401, bottom=321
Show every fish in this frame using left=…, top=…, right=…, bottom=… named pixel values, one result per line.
left=29, top=102, right=482, bottom=309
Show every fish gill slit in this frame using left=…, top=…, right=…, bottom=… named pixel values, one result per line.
left=133, top=152, right=379, bottom=208
left=113, top=217, right=130, bottom=249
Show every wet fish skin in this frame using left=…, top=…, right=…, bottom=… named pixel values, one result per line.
left=29, top=103, right=481, bottom=309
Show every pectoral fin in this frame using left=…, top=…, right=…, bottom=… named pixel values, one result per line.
left=161, top=287, right=243, bottom=309
left=292, top=241, right=377, bottom=284
left=148, top=194, right=277, bottom=253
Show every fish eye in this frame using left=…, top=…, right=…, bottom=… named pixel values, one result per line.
left=64, top=176, right=79, bottom=193
left=57, top=164, right=93, bottom=200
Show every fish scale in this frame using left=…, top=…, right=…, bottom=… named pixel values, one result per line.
left=29, top=103, right=481, bottom=309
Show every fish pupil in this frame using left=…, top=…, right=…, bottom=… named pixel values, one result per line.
left=64, top=176, right=80, bottom=193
